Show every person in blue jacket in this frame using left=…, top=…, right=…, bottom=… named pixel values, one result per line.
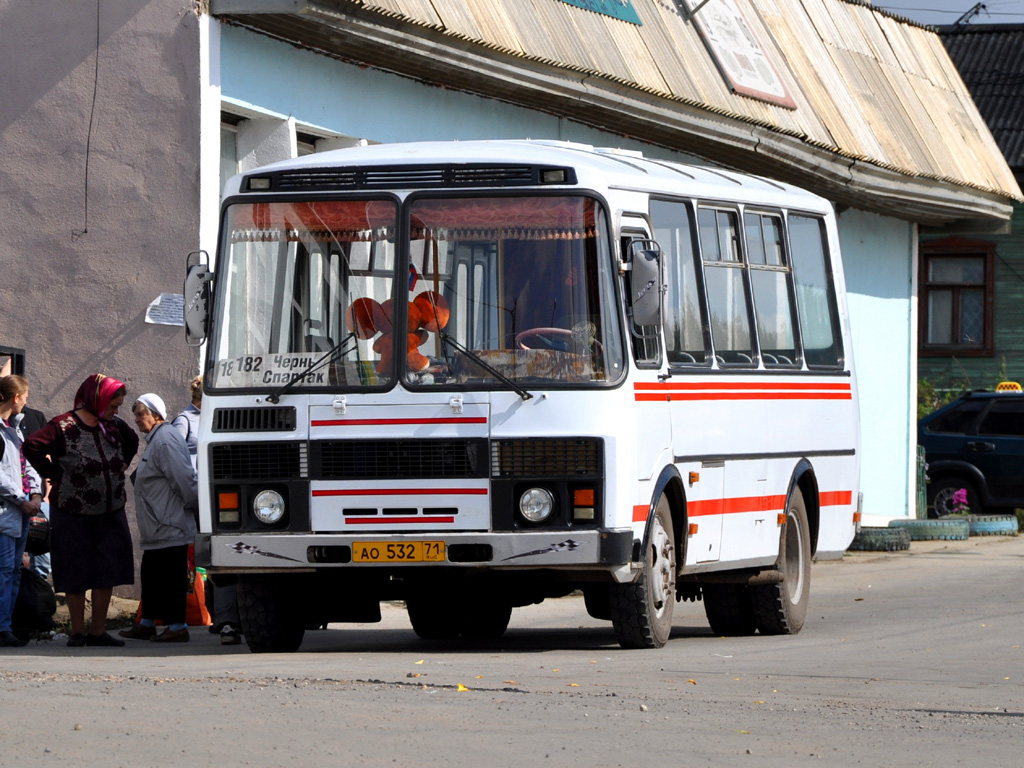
left=0, top=375, right=43, bottom=647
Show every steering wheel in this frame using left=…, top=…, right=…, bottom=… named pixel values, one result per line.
left=515, top=326, right=604, bottom=355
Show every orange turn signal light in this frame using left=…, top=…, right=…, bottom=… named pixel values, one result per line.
left=573, top=489, right=595, bottom=506
left=218, top=492, right=240, bottom=510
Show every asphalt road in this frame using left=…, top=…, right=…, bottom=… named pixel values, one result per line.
left=2, top=534, right=1022, bottom=767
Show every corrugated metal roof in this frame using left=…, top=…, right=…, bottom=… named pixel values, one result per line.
left=939, top=24, right=1024, bottom=170
left=210, top=0, right=1023, bottom=223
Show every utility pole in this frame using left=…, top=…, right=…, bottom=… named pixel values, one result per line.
left=954, top=2, right=987, bottom=26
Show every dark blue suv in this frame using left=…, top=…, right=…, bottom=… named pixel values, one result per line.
left=918, top=386, right=1024, bottom=517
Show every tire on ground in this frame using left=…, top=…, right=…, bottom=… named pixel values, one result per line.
left=847, top=526, right=911, bottom=551
left=236, top=575, right=306, bottom=653
left=609, top=495, right=676, bottom=649
left=959, top=514, right=1019, bottom=537
left=888, top=518, right=969, bottom=541
left=748, top=486, right=811, bottom=635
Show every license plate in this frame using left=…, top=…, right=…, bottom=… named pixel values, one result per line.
left=352, top=541, right=447, bottom=563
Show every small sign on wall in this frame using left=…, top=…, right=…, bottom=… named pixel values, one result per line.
left=682, top=0, right=795, bottom=109
left=558, top=0, right=643, bottom=26
left=145, top=293, right=185, bottom=327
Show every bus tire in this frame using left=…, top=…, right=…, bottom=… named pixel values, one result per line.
left=702, top=583, right=757, bottom=636
left=236, top=575, right=306, bottom=653
left=748, top=487, right=811, bottom=635
left=609, top=495, right=676, bottom=649
left=405, top=590, right=462, bottom=640
left=459, top=601, right=513, bottom=640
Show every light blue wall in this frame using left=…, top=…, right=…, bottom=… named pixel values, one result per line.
left=219, top=25, right=697, bottom=159
left=220, top=24, right=918, bottom=522
left=839, top=209, right=916, bottom=520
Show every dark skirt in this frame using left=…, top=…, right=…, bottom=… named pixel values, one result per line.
left=50, top=505, right=135, bottom=595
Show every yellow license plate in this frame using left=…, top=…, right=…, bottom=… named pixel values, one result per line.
left=352, top=541, right=447, bottom=563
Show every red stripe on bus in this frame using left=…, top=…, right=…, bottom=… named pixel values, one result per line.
left=312, top=488, right=488, bottom=497
left=633, top=505, right=648, bottom=522
left=344, top=517, right=456, bottom=525
left=819, top=491, right=853, bottom=506
left=689, top=495, right=787, bottom=517
left=635, top=392, right=852, bottom=402
left=312, top=417, right=487, bottom=427
left=634, top=382, right=850, bottom=391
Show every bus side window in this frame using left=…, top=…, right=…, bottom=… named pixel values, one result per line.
left=745, top=212, right=798, bottom=368
left=698, top=207, right=756, bottom=367
left=789, top=215, right=844, bottom=368
left=622, top=234, right=662, bottom=368
left=650, top=199, right=708, bottom=365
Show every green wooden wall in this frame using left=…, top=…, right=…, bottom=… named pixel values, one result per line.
left=919, top=199, right=1024, bottom=397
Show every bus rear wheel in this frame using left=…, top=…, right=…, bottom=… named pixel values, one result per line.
left=610, top=495, right=676, bottom=649
left=748, top=487, right=811, bottom=635
left=236, top=575, right=306, bottom=653
left=702, top=583, right=757, bottom=636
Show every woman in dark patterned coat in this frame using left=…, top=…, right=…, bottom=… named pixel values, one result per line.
left=24, top=374, right=139, bottom=647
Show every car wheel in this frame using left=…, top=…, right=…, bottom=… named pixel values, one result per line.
left=927, top=477, right=982, bottom=518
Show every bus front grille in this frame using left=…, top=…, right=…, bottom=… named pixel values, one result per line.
left=210, top=442, right=307, bottom=480
left=491, top=438, right=603, bottom=479
left=311, top=439, right=488, bottom=480
left=212, top=407, right=296, bottom=432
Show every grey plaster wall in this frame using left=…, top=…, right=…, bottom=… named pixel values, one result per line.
left=1, top=0, right=202, bottom=421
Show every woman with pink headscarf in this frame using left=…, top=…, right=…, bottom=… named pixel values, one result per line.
left=24, top=374, right=139, bottom=647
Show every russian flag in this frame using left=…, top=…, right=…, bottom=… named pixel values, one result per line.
left=408, top=264, right=419, bottom=290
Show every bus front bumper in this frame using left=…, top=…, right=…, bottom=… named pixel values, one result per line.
left=195, top=529, right=633, bottom=572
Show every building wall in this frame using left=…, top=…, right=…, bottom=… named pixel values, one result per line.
left=217, top=24, right=703, bottom=163
left=839, top=209, right=917, bottom=522
left=918, top=200, right=1024, bottom=390
left=0, top=0, right=202, bottom=419
left=218, top=24, right=917, bottom=523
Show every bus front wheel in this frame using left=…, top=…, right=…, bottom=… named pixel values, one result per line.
left=609, top=495, right=676, bottom=649
left=748, top=487, right=811, bottom=635
left=236, top=575, right=306, bottom=653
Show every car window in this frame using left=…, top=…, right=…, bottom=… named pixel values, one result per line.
left=926, top=400, right=985, bottom=434
left=977, top=399, right=1024, bottom=437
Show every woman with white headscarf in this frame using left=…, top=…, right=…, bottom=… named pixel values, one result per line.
left=119, top=393, right=198, bottom=643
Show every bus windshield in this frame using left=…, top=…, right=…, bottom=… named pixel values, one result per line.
left=402, top=195, right=624, bottom=389
left=207, top=194, right=624, bottom=391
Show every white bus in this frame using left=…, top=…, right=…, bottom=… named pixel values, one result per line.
left=185, top=140, right=860, bottom=652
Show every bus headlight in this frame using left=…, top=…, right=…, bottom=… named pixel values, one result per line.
left=253, top=490, right=286, bottom=525
left=519, top=487, right=555, bottom=523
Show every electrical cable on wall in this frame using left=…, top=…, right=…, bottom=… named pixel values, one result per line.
left=73, top=0, right=101, bottom=242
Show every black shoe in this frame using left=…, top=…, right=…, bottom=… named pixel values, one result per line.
left=0, top=631, right=26, bottom=647
left=67, top=633, right=86, bottom=647
left=85, top=631, right=125, bottom=647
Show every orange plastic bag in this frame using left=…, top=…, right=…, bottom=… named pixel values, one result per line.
left=135, top=544, right=212, bottom=627
left=135, top=575, right=211, bottom=627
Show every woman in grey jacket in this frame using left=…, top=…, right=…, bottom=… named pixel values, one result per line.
left=119, top=393, right=198, bottom=643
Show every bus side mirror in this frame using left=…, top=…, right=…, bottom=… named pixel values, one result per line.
left=184, top=251, right=213, bottom=347
left=630, top=245, right=662, bottom=327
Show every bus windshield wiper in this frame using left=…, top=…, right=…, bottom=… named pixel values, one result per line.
left=265, top=332, right=356, bottom=404
left=439, top=333, right=533, bottom=401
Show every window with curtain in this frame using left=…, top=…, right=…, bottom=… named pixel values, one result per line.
left=919, top=238, right=994, bottom=357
